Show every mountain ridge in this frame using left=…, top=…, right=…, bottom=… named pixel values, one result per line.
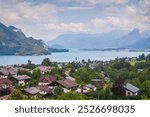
left=48, top=29, right=150, bottom=49
left=0, top=22, right=50, bottom=55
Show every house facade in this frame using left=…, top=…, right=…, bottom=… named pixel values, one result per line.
left=35, top=66, right=51, bottom=74
left=10, top=75, right=31, bottom=86
left=38, top=76, right=57, bottom=86
left=0, top=78, right=13, bottom=96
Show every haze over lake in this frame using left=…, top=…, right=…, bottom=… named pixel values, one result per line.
left=0, top=50, right=149, bottom=66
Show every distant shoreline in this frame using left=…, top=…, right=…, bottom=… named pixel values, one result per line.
left=80, top=48, right=150, bottom=52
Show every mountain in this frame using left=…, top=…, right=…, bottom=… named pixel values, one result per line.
left=47, top=29, right=150, bottom=49
left=127, top=37, right=150, bottom=49
left=117, top=28, right=141, bottom=47
left=47, top=30, right=128, bottom=49
left=0, top=22, right=50, bottom=55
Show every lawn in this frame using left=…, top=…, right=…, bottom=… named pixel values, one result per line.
left=129, top=60, right=146, bottom=66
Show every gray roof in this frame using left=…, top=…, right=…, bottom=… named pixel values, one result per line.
left=92, top=79, right=103, bottom=82
left=24, top=87, right=40, bottom=95
left=104, top=77, right=110, bottom=81
left=12, top=75, right=31, bottom=80
left=0, top=68, right=18, bottom=76
left=85, top=84, right=96, bottom=89
left=124, top=83, right=139, bottom=93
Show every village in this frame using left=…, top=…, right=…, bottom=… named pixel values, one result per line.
left=0, top=55, right=144, bottom=100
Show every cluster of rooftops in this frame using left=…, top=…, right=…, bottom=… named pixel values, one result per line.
left=0, top=66, right=140, bottom=99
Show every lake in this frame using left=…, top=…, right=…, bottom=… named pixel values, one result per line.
left=0, top=50, right=150, bottom=66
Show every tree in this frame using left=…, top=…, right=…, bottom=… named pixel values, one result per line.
left=29, top=69, right=41, bottom=86
left=75, top=67, right=91, bottom=84
left=57, top=91, right=87, bottom=100
left=103, top=87, right=112, bottom=100
left=54, top=86, right=64, bottom=97
left=41, top=58, right=51, bottom=66
left=138, top=53, right=145, bottom=60
left=8, top=89, right=28, bottom=100
left=140, top=80, right=150, bottom=98
left=113, top=61, right=131, bottom=70
left=111, top=77, right=125, bottom=96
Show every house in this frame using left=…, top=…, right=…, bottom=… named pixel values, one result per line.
left=0, top=68, right=8, bottom=78
left=0, top=78, right=13, bottom=89
left=123, top=83, right=140, bottom=96
left=101, top=71, right=106, bottom=77
left=84, top=84, right=96, bottom=91
left=10, top=75, right=31, bottom=86
left=137, top=69, right=143, bottom=72
left=65, top=72, right=75, bottom=81
left=0, top=78, right=13, bottom=96
left=38, top=76, right=57, bottom=86
left=57, top=79, right=78, bottom=93
left=0, top=67, right=18, bottom=78
left=104, top=77, right=110, bottom=82
left=76, top=84, right=96, bottom=93
left=37, top=85, right=53, bottom=95
left=35, top=66, right=51, bottom=74
left=65, top=76, right=75, bottom=81
left=91, top=79, right=104, bottom=87
left=23, top=87, right=40, bottom=97
left=89, top=64, right=96, bottom=69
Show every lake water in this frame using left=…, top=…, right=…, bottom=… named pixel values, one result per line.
left=0, top=50, right=150, bottom=66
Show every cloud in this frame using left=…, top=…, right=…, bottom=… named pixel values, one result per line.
left=103, top=1, right=150, bottom=31
left=60, top=0, right=129, bottom=6
left=62, top=6, right=94, bottom=11
left=0, top=0, right=149, bottom=41
left=0, top=0, right=58, bottom=40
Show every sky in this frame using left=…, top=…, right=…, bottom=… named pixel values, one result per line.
left=0, top=0, right=150, bottom=41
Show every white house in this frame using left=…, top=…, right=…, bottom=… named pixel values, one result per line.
left=123, top=83, right=140, bottom=96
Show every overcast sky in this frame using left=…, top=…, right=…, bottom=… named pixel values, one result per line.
left=0, top=0, right=150, bottom=41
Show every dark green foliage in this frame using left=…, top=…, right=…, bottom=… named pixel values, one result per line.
left=111, top=77, right=125, bottom=96
left=41, top=58, right=51, bottom=66
left=138, top=53, right=145, bottom=61
left=28, top=69, right=41, bottom=86
left=57, top=91, right=88, bottom=100
left=112, top=61, right=131, bottom=70
left=0, top=88, right=11, bottom=96
left=21, top=60, right=36, bottom=70
left=8, top=89, right=28, bottom=100
left=140, top=80, right=150, bottom=98
left=54, top=86, right=64, bottom=97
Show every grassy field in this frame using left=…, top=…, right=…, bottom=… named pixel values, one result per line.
left=129, top=60, right=146, bottom=66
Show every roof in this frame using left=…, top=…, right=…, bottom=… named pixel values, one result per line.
left=92, top=79, right=103, bottom=82
left=0, top=78, right=12, bottom=86
left=0, top=68, right=18, bottom=76
left=12, top=75, right=31, bottom=80
left=124, top=83, right=139, bottom=93
left=39, top=76, right=56, bottom=84
left=85, top=84, right=96, bottom=89
left=57, top=79, right=78, bottom=89
left=36, top=66, right=51, bottom=72
left=38, top=86, right=53, bottom=94
left=24, top=87, right=40, bottom=95
left=104, top=77, right=110, bottom=81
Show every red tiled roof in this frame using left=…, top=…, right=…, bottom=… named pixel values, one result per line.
left=57, top=79, right=78, bottom=89
left=0, top=78, right=12, bottom=86
left=39, top=76, right=57, bottom=84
